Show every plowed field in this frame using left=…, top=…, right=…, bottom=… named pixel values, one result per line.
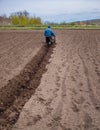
left=0, top=30, right=100, bottom=130
left=0, top=30, right=43, bottom=88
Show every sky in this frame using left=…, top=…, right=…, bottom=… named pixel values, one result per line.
left=0, top=0, right=100, bottom=23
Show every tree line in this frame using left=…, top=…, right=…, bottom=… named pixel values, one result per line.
left=10, top=10, right=42, bottom=26
left=0, top=10, right=42, bottom=26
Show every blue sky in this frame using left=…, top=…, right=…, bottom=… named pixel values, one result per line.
left=0, top=0, right=100, bottom=23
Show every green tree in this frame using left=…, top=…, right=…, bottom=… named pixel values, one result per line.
left=28, top=18, right=35, bottom=25
left=10, top=11, right=42, bottom=26
left=20, top=16, right=28, bottom=26
left=10, top=15, right=20, bottom=25
left=33, top=17, right=42, bottom=25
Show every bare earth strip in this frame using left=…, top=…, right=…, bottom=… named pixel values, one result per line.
left=0, top=30, right=100, bottom=130
left=0, top=30, right=44, bottom=88
left=11, top=30, right=100, bottom=130
left=0, top=30, right=55, bottom=130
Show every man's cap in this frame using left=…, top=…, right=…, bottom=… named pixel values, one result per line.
left=48, top=26, right=51, bottom=28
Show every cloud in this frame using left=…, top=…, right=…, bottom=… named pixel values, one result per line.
left=0, top=0, right=100, bottom=22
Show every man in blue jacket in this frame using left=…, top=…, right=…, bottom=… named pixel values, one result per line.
left=44, top=26, right=56, bottom=45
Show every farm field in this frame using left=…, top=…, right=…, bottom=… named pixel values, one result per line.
left=0, top=30, right=43, bottom=88
left=0, top=30, right=100, bottom=130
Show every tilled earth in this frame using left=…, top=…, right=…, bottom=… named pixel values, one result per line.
left=0, top=30, right=43, bottom=88
left=0, top=30, right=100, bottom=130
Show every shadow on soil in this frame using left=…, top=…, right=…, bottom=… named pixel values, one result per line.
left=0, top=44, right=55, bottom=130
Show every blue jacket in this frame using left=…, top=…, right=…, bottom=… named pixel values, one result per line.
left=44, top=28, right=55, bottom=37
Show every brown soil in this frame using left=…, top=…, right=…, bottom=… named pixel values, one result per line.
left=0, top=30, right=100, bottom=130
left=0, top=44, right=55, bottom=130
left=0, top=30, right=43, bottom=88
left=0, top=30, right=56, bottom=130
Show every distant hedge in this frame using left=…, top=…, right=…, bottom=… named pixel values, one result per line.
left=10, top=10, right=42, bottom=26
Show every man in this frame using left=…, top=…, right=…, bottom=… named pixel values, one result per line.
left=44, top=26, right=56, bottom=45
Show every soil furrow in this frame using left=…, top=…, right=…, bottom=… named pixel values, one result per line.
left=0, top=44, right=55, bottom=130
left=78, top=45, right=100, bottom=110
left=0, top=30, right=100, bottom=130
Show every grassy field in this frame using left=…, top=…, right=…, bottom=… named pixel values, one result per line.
left=0, top=25, right=100, bottom=30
